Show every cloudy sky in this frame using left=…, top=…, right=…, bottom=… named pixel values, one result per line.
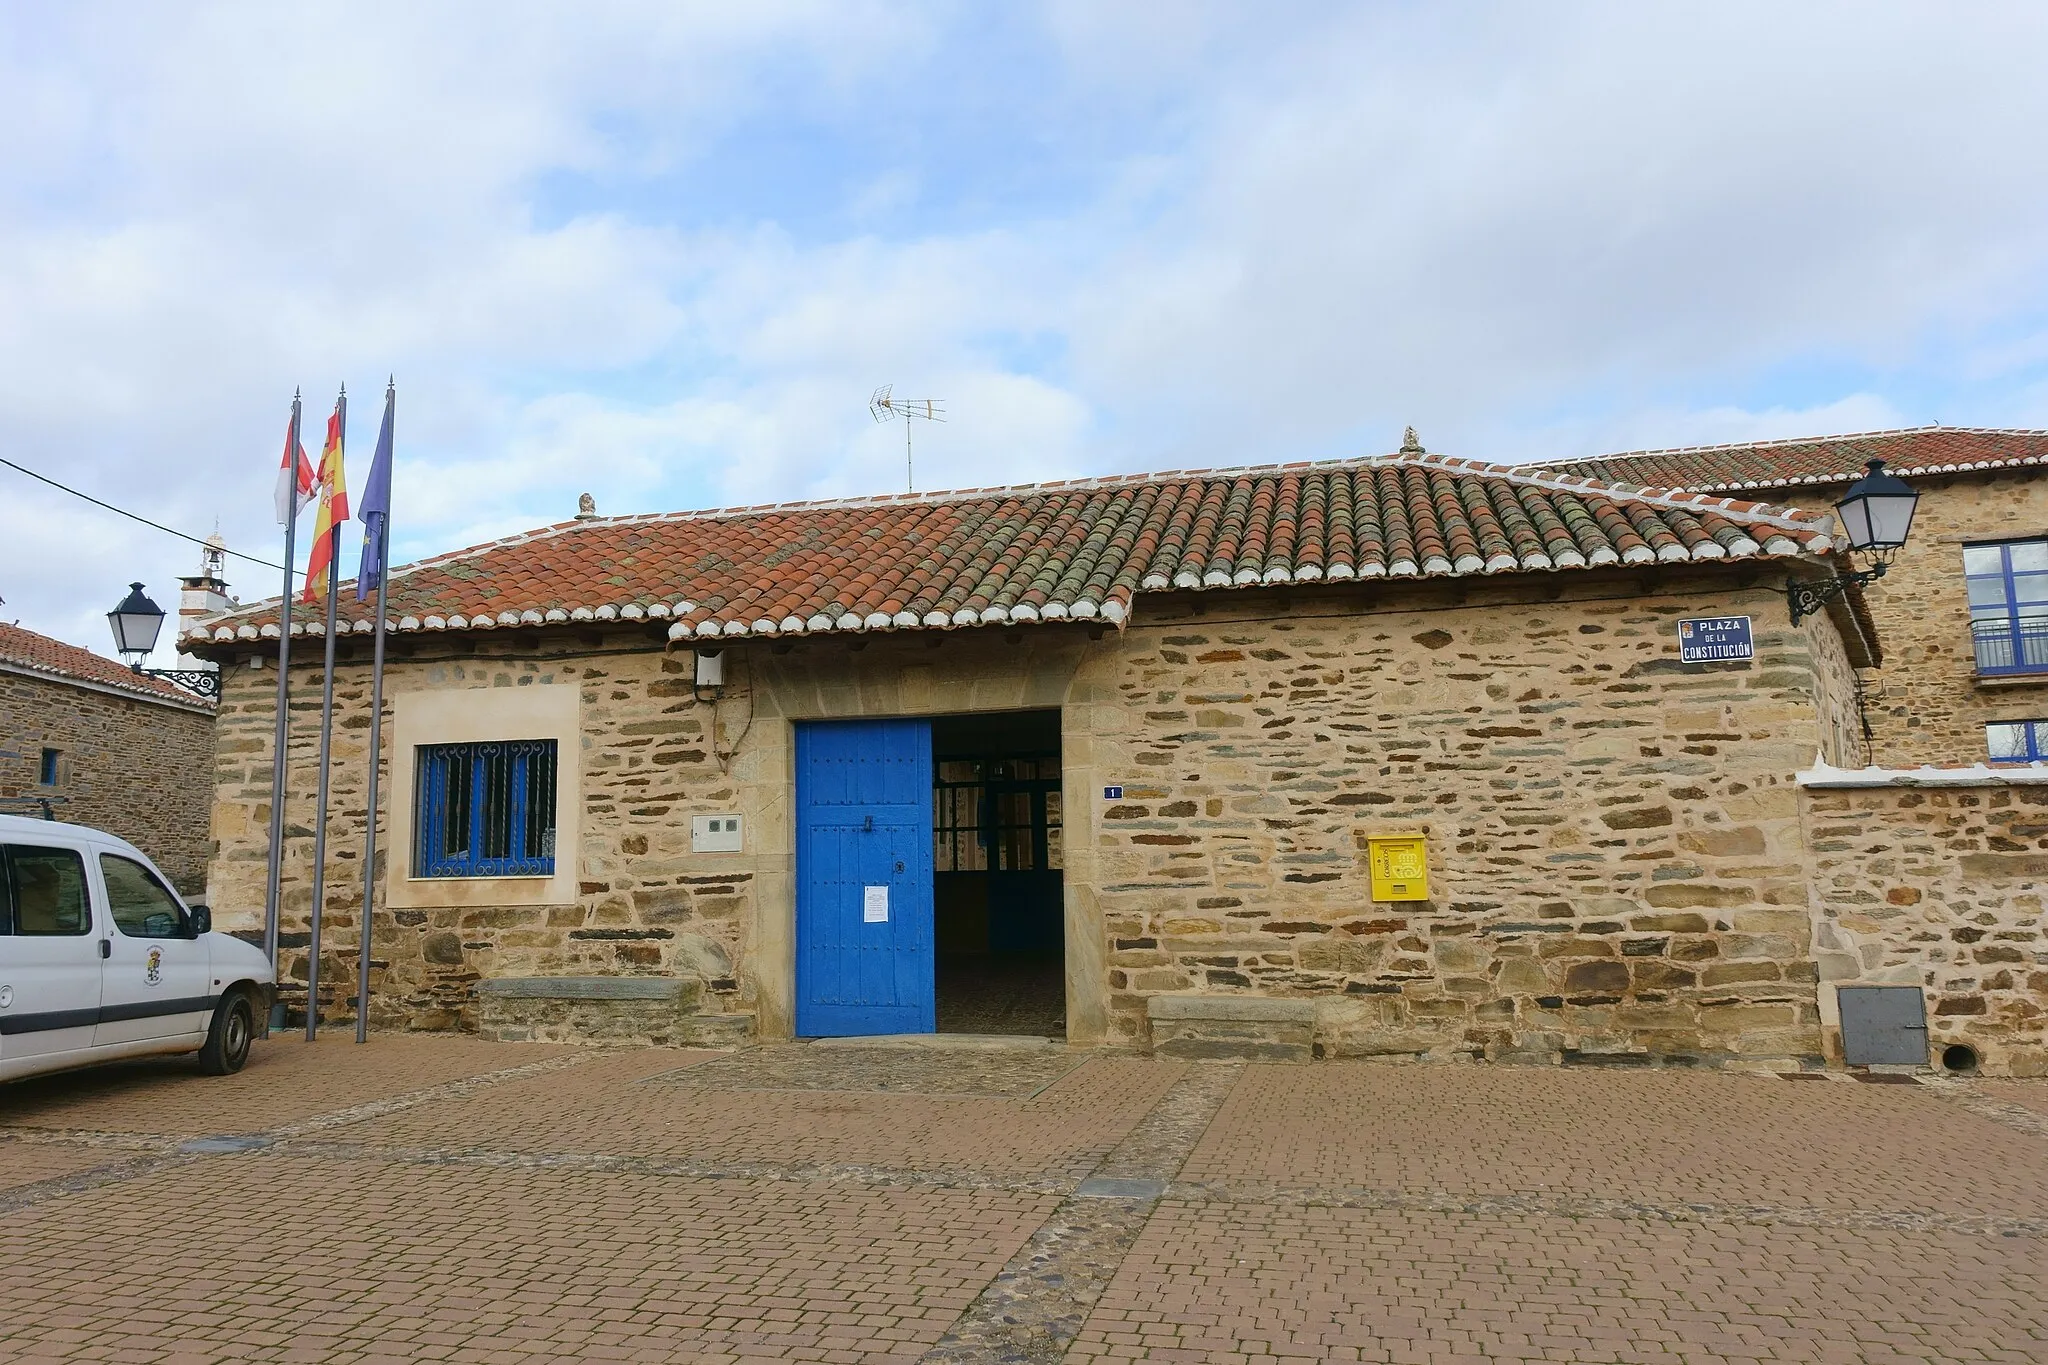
left=3, top=2, right=2046, bottom=661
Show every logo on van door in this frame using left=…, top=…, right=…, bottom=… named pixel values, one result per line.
left=144, top=947, right=164, bottom=987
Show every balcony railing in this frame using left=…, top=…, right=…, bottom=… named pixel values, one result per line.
left=1972, top=618, right=2048, bottom=675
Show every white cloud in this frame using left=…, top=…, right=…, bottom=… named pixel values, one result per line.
left=4, top=0, right=2047, bottom=655
left=1063, top=3, right=2048, bottom=463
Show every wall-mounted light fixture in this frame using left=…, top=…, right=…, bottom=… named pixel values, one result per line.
left=693, top=648, right=724, bottom=701
left=106, top=582, right=221, bottom=699
left=1787, top=460, right=1920, bottom=626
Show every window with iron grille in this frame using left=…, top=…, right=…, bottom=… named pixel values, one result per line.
left=1965, top=539, right=2048, bottom=675
left=414, top=740, right=559, bottom=877
left=1986, top=720, right=2048, bottom=764
left=933, top=756, right=1062, bottom=872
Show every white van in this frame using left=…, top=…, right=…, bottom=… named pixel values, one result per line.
left=0, top=813, right=275, bottom=1083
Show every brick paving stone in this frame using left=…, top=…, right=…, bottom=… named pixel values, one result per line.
left=1066, top=1202, right=2048, bottom=1364
left=0, top=1035, right=571, bottom=1138
left=922, top=1063, right=1241, bottom=1362
left=0, top=1138, right=127, bottom=1189
left=1976, top=1079, right=2048, bottom=1120
left=326, top=1051, right=1184, bottom=1182
left=6, top=1038, right=2047, bottom=1364
left=0, top=1156, right=1057, bottom=1364
left=1183, top=1064, right=2048, bottom=1220
left=651, top=1044, right=1085, bottom=1099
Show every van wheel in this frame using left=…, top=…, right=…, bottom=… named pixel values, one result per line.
left=199, top=991, right=255, bottom=1075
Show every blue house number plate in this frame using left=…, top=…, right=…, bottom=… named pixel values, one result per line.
left=1677, top=615, right=1754, bottom=663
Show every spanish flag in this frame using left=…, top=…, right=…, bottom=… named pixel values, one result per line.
left=303, top=397, right=350, bottom=601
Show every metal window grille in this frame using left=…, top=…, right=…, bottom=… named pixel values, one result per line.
left=415, top=740, right=558, bottom=877
left=1964, top=539, right=2048, bottom=676
left=933, top=755, right=1062, bottom=873
left=1986, top=719, right=2048, bottom=764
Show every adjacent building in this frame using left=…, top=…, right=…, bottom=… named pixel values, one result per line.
left=1538, top=426, right=2048, bottom=767
left=0, top=621, right=217, bottom=893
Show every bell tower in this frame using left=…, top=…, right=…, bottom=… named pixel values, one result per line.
left=176, top=532, right=236, bottom=667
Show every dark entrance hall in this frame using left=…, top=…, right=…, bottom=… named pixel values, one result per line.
left=931, top=711, right=1066, bottom=1038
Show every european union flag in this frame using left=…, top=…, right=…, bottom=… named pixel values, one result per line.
left=356, top=383, right=394, bottom=603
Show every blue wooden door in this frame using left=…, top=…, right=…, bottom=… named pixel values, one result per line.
left=795, top=719, right=935, bottom=1036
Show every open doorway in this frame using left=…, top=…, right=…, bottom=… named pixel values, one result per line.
left=931, top=711, right=1065, bottom=1037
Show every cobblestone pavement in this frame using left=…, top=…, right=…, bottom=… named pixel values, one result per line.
left=2, top=1037, right=2045, bottom=1363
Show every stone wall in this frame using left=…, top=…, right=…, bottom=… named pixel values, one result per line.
left=1754, top=473, right=2048, bottom=767
left=1802, top=777, right=2048, bottom=1076
left=208, top=643, right=757, bottom=1035
left=1, top=667, right=215, bottom=893
left=207, top=563, right=1861, bottom=1066
left=1069, top=578, right=1852, bottom=1065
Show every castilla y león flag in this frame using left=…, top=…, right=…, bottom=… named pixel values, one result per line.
left=303, top=400, right=350, bottom=601
left=273, top=415, right=315, bottom=524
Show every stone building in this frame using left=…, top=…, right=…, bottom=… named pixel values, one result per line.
left=0, top=621, right=217, bottom=893
left=186, top=447, right=1983, bottom=1070
left=1540, top=426, right=2048, bottom=767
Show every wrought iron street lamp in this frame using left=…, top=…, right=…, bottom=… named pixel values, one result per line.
left=106, top=582, right=220, bottom=699
left=1787, top=460, right=1921, bottom=626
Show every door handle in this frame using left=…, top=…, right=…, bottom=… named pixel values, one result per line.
left=863, top=815, right=874, bottom=833
left=99, top=939, right=111, bottom=960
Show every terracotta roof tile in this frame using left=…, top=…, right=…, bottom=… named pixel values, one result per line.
left=1533, top=426, right=2048, bottom=493
left=184, top=451, right=1836, bottom=647
left=0, top=622, right=213, bottom=709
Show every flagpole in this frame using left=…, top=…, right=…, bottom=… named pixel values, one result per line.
left=355, top=553, right=388, bottom=1044
left=306, top=385, right=345, bottom=1042
left=262, top=391, right=302, bottom=980
left=356, top=384, right=394, bottom=1044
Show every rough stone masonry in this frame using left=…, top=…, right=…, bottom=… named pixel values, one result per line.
left=1, top=666, right=215, bottom=894
left=196, top=560, right=1950, bottom=1070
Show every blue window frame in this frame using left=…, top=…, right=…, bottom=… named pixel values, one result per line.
left=1965, top=539, right=2048, bottom=674
left=1987, top=720, right=2048, bottom=764
left=414, top=740, right=558, bottom=877
left=38, top=748, right=59, bottom=785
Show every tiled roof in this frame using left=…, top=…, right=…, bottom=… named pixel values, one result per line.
left=1533, top=426, right=2048, bottom=494
left=183, top=452, right=1837, bottom=647
left=0, top=622, right=213, bottom=709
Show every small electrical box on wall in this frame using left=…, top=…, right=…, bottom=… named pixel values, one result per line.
left=1367, top=834, right=1429, bottom=901
left=690, top=814, right=743, bottom=853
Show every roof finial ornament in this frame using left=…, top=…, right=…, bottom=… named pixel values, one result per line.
left=575, top=492, right=598, bottom=520
left=1400, top=426, right=1425, bottom=455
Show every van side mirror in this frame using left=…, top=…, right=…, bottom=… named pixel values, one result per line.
left=188, top=905, right=212, bottom=936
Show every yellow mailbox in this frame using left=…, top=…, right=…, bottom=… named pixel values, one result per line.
left=1367, top=834, right=1429, bottom=901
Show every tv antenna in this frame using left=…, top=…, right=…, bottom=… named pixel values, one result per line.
left=869, top=385, right=945, bottom=492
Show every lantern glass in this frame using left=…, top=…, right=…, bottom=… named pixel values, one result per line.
left=1834, top=460, right=1918, bottom=552
left=106, top=582, right=166, bottom=663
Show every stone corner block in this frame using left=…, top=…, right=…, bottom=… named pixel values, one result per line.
left=1146, top=992, right=1317, bottom=1063
left=475, top=975, right=690, bottom=1002
left=473, top=973, right=728, bottom=1047
left=1146, top=994, right=1318, bottom=1024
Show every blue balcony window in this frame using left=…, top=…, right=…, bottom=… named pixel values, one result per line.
left=414, top=740, right=558, bottom=878
left=1987, top=720, right=2048, bottom=763
left=1965, top=539, right=2048, bottom=675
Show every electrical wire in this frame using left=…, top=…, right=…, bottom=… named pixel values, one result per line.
left=0, top=455, right=288, bottom=572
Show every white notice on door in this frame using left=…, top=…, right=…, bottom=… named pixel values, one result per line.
left=862, top=885, right=889, bottom=923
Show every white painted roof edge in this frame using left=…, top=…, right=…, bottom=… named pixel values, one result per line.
left=1796, top=753, right=2048, bottom=787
